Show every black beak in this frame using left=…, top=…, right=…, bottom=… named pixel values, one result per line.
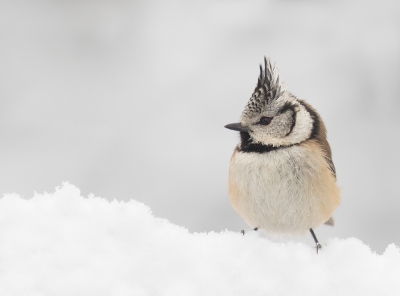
left=224, top=122, right=249, bottom=132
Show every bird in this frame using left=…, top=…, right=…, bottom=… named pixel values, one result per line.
left=225, top=57, right=340, bottom=253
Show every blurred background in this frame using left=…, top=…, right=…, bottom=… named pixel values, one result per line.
left=1, top=0, right=399, bottom=253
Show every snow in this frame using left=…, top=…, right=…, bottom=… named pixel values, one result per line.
left=0, top=183, right=399, bottom=296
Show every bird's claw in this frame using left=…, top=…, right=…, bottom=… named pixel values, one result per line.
left=241, top=230, right=245, bottom=235
left=315, top=243, right=322, bottom=254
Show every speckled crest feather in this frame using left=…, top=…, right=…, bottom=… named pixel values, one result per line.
left=242, top=57, right=284, bottom=117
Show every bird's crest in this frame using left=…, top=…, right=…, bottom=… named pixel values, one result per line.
left=242, top=57, right=284, bottom=117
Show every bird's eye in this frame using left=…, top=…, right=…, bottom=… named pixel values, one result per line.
left=259, top=116, right=273, bottom=125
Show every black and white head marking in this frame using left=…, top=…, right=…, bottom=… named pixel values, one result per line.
left=241, top=57, right=284, bottom=121
left=238, top=58, right=316, bottom=152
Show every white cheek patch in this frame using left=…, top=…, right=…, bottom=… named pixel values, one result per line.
left=248, top=101, right=313, bottom=147
left=283, top=104, right=313, bottom=144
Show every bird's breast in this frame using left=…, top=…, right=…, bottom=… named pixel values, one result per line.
left=228, top=140, right=340, bottom=234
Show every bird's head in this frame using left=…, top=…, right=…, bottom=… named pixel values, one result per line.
left=225, top=58, right=317, bottom=151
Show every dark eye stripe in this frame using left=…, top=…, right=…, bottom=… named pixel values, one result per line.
left=279, top=101, right=296, bottom=114
left=283, top=105, right=296, bottom=137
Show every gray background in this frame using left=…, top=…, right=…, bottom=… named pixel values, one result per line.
left=1, top=0, right=399, bottom=253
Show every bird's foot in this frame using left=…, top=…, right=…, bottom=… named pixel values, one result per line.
left=315, top=243, right=322, bottom=254
left=241, top=227, right=258, bottom=235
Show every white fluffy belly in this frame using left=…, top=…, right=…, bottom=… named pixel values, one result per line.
left=228, top=142, right=340, bottom=234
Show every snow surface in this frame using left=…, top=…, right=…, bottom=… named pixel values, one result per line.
left=0, top=183, right=399, bottom=296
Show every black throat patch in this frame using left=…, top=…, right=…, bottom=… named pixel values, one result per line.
left=238, top=132, right=290, bottom=153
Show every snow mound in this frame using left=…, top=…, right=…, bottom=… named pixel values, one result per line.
left=0, top=183, right=399, bottom=296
